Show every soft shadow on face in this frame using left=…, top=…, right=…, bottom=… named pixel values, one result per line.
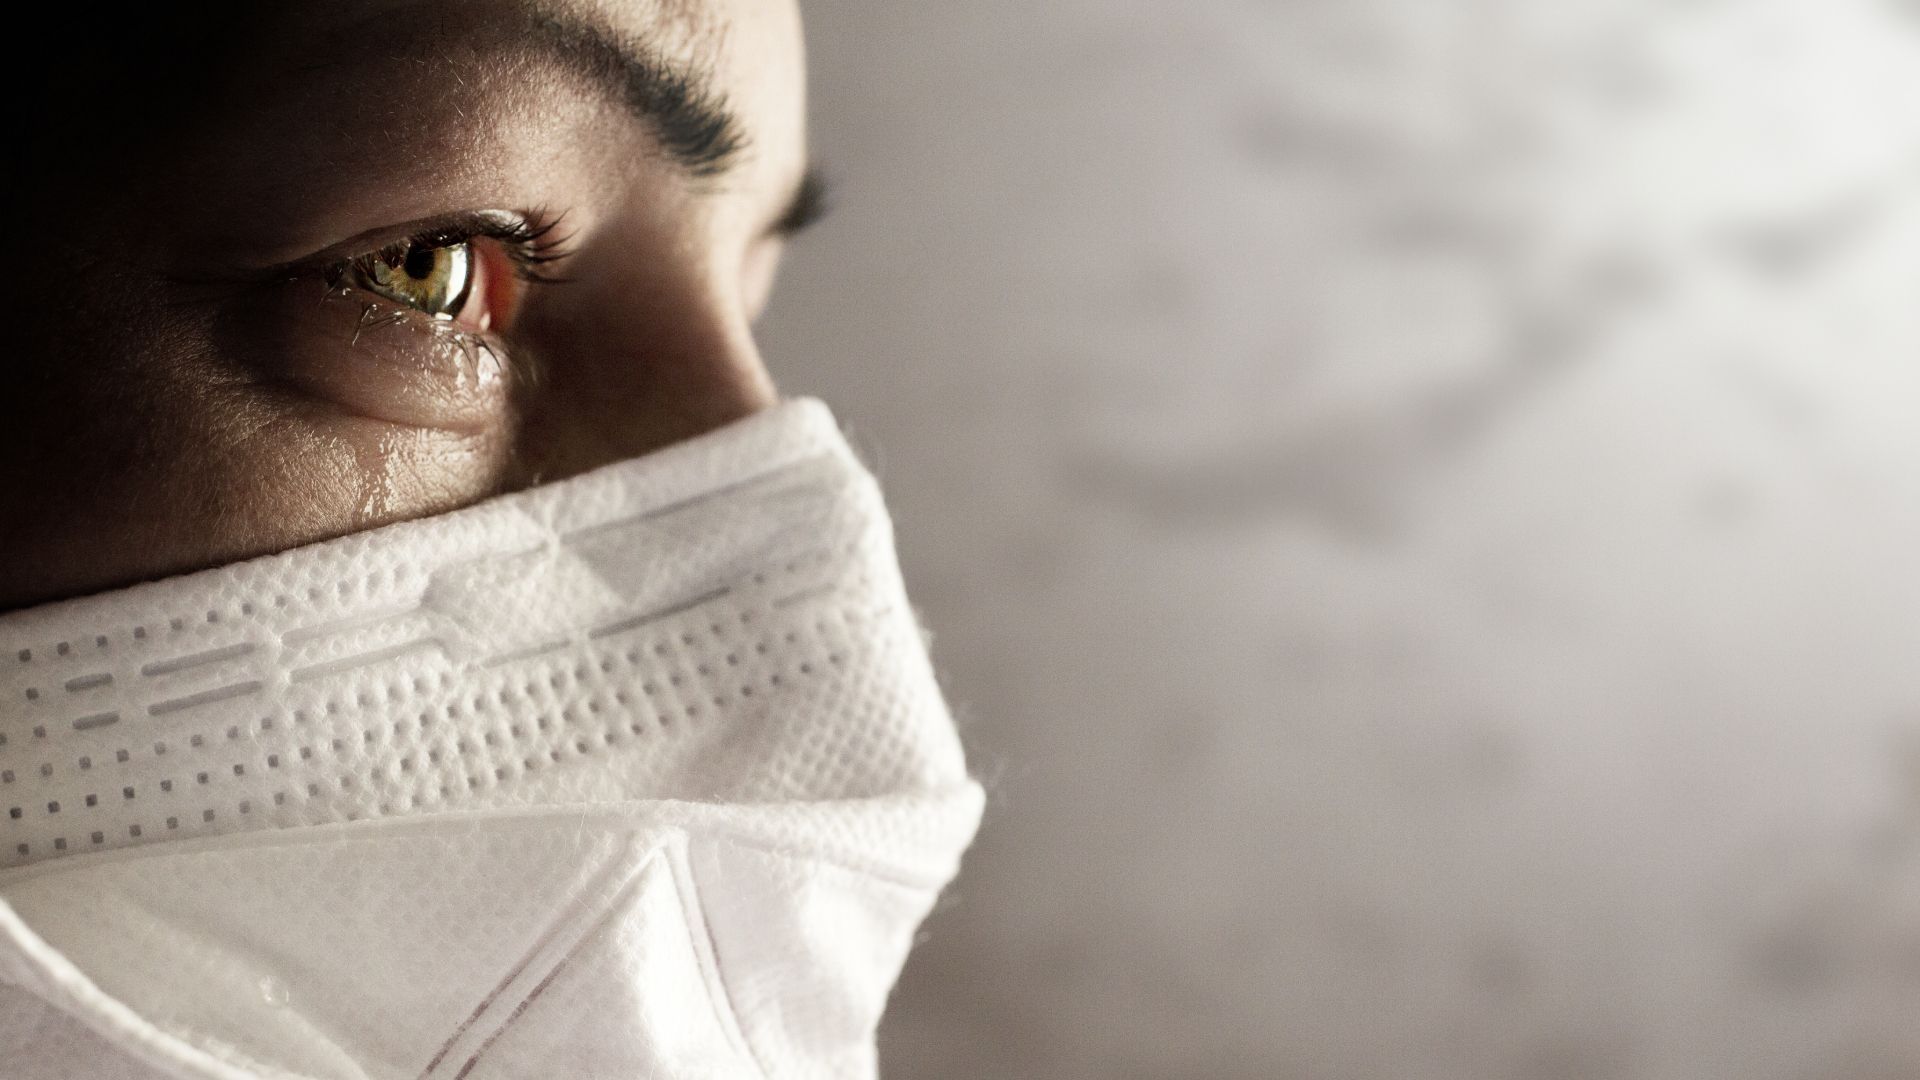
left=0, top=0, right=812, bottom=613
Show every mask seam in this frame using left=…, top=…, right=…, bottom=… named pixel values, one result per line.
left=0, top=900, right=315, bottom=1080
left=669, top=834, right=774, bottom=1080
left=416, top=844, right=659, bottom=1080
left=0, top=788, right=971, bottom=897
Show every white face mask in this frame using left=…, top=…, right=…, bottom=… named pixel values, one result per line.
left=0, top=399, right=982, bottom=1080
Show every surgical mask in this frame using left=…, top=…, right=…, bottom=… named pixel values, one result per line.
left=0, top=398, right=982, bottom=1080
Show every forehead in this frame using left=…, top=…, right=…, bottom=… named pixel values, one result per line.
left=264, top=0, right=730, bottom=68
left=234, top=0, right=800, bottom=127
left=110, top=0, right=793, bottom=169
left=137, top=0, right=806, bottom=254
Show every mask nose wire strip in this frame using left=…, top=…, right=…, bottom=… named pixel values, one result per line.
left=287, top=639, right=446, bottom=684
left=585, top=586, right=733, bottom=641
left=558, top=453, right=831, bottom=543
left=472, top=585, right=738, bottom=669
left=139, top=644, right=256, bottom=679
left=145, top=682, right=262, bottom=717
left=280, top=605, right=424, bottom=649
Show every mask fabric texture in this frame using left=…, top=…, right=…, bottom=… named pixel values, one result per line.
left=0, top=398, right=982, bottom=1080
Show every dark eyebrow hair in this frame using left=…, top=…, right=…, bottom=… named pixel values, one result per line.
left=513, top=7, right=827, bottom=234
left=510, top=6, right=748, bottom=178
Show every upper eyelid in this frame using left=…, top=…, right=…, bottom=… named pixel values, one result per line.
left=328, top=213, right=577, bottom=304
left=269, top=209, right=545, bottom=282
left=773, top=169, right=833, bottom=238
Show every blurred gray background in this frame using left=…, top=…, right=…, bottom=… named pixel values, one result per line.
left=760, top=2, right=1920, bottom=1078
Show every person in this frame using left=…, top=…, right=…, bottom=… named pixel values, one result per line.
left=0, top=4, right=981, bottom=1077
left=1, top=1, right=818, bottom=610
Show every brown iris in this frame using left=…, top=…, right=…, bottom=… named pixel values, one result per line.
left=351, top=242, right=474, bottom=317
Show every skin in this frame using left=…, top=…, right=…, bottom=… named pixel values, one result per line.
left=0, top=0, right=808, bottom=612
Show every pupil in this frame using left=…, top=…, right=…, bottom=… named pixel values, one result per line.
left=402, top=246, right=437, bottom=281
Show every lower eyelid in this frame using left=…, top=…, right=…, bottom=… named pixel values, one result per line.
left=232, top=277, right=516, bottom=435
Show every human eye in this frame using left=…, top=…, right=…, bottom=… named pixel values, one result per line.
left=344, top=239, right=474, bottom=319
left=209, top=209, right=576, bottom=433
left=319, top=211, right=572, bottom=335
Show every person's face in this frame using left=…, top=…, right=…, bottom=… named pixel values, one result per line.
left=0, top=0, right=812, bottom=612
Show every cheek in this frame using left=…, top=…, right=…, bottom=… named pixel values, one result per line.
left=157, top=275, right=530, bottom=566
left=740, top=238, right=784, bottom=322
left=170, top=387, right=514, bottom=557
left=0, top=371, right=511, bottom=610
left=244, top=414, right=511, bottom=539
left=206, top=361, right=519, bottom=549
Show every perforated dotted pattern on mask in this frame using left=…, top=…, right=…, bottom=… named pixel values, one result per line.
left=0, top=401, right=967, bottom=872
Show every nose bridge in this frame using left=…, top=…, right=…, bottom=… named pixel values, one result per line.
left=506, top=271, right=778, bottom=485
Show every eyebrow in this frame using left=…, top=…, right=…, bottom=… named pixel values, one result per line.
left=512, top=7, right=748, bottom=178
left=485, top=5, right=826, bottom=235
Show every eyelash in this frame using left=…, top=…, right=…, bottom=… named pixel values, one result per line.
left=320, top=211, right=574, bottom=295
